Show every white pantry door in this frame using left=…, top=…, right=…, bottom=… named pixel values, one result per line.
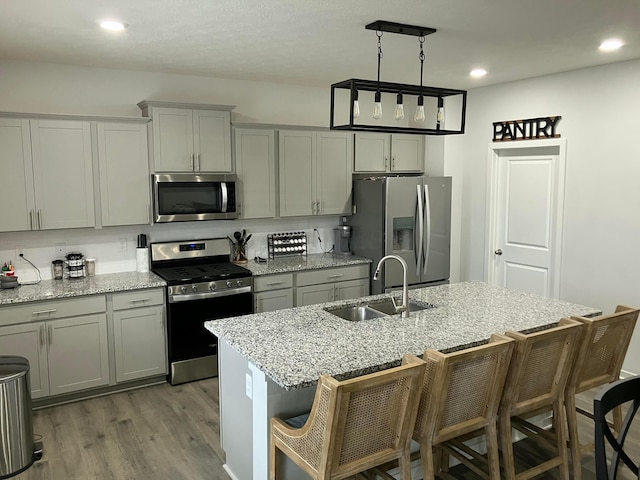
left=486, top=139, right=566, bottom=298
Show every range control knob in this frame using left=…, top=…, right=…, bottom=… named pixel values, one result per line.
left=208, top=282, right=216, bottom=291
left=236, top=280, right=243, bottom=287
left=192, top=285, right=198, bottom=292
left=226, top=281, right=233, bottom=288
left=180, top=286, right=187, bottom=294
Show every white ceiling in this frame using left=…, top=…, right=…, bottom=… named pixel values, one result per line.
left=1, top=0, right=639, bottom=90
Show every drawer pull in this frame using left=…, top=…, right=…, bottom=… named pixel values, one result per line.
left=266, top=281, right=284, bottom=286
left=33, top=309, right=57, bottom=316
left=130, top=298, right=151, bottom=303
left=328, top=274, right=344, bottom=279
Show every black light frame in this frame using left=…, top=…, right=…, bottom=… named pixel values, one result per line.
left=330, top=20, right=468, bottom=136
left=330, top=78, right=467, bottom=135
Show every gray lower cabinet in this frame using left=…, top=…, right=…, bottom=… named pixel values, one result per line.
left=112, top=289, right=167, bottom=383
left=0, top=296, right=109, bottom=399
left=254, top=274, right=294, bottom=313
left=295, top=265, right=370, bottom=307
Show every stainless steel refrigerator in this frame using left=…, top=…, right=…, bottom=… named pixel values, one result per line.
left=349, top=175, right=452, bottom=294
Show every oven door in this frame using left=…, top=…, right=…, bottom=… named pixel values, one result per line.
left=167, top=289, right=252, bottom=385
left=153, top=173, right=238, bottom=222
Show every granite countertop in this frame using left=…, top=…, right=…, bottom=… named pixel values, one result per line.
left=242, top=253, right=371, bottom=276
left=0, top=272, right=166, bottom=305
left=205, top=281, right=600, bottom=391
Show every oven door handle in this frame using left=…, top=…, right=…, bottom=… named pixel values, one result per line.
left=169, top=286, right=252, bottom=303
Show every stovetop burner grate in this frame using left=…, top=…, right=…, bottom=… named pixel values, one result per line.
left=152, top=261, right=252, bottom=284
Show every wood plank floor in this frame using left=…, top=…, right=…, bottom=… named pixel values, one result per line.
left=11, top=380, right=639, bottom=479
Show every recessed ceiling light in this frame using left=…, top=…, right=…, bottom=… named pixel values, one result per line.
left=470, top=68, right=487, bottom=78
left=599, top=39, right=623, bottom=51
left=100, top=20, right=128, bottom=31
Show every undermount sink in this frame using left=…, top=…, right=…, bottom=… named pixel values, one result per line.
left=324, top=305, right=386, bottom=322
left=367, top=298, right=432, bottom=316
left=324, top=298, right=434, bottom=321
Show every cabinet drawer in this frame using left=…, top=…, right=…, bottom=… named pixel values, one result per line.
left=112, top=288, right=165, bottom=311
left=0, top=295, right=106, bottom=327
left=254, top=274, right=294, bottom=292
left=295, top=264, right=369, bottom=287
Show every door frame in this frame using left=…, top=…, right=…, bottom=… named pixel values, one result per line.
left=484, top=138, right=567, bottom=298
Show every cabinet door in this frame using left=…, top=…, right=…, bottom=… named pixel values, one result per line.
left=316, top=132, right=352, bottom=215
left=0, top=119, right=35, bottom=232
left=235, top=128, right=276, bottom=218
left=279, top=131, right=315, bottom=217
left=295, top=284, right=335, bottom=307
left=193, top=110, right=232, bottom=172
left=97, top=122, right=150, bottom=226
left=255, top=290, right=294, bottom=313
left=354, top=133, right=389, bottom=172
left=0, top=323, right=50, bottom=399
left=30, top=120, right=95, bottom=229
left=151, top=107, right=194, bottom=172
left=113, top=306, right=167, bottom=383
left=47, top=314, right=109, bottom=396
left=335, top=279, right=369, bottom=302
left=391, top=134, right=424, bottom=172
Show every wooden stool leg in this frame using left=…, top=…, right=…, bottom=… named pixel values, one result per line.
left=270, top=441, right=278, bottom=480
left=486, top=422, right=501, bottom=480
left=420, top=440, right=435, bottom=480
left=399, top=447, right=413, bottom=480
left=499, top=413, right=516, bottom=480
left=554, top=400, right=570, bottom=480
left=565, top=390, right=582, bottom=480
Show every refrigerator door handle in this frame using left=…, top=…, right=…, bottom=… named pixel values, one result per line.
left=423, top=183, right=431, bottom=275
left=416, top=184, right=424, bottom=272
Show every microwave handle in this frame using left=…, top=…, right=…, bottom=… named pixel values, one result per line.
left=221, top=182, right=228, bottom=213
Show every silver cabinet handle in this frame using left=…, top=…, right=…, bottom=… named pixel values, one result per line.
left=317, top=200, right=321, bottom=214
left=311, top=201, right=315, bottom=215
left=130, top=297, right=151, bottom=303
left=328, top=274, right=344, bottom=279
left=385, top=156, right=389, bottom=170
left=29, top=210, right=34, bottom=230
left=392, top=156, right=396, bottom=170
left=33, top=309, right=57, bottom=317
left=191, top=153, right=195, bottom=171
left=37, top=210, right=42, bottom=230
left=196, top=153, right=201, bottom=171
left=267, top=281, right=283, bottom=286
left=495, top=249, right=503, bottom=255
left=39, top=325, right=45, bottom=348
left=48, top=325, right=53, bottom=346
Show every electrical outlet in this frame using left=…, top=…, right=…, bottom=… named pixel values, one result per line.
left=54, top=244, right=65, bottom=257
left=245, top=373, right=253, bottom=399
left=15, top=246, right=24, bottom=258
left=118, top=238, right=127, bottom=252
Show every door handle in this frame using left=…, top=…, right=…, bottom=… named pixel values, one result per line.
left=48, top=325, right=53, bottom=346
left=416, top=184, right=424, bottom=271
left=423, top=184, right=431, bottom=275
left=196, top=153, right=200, bottom=171
left=29, top=210, right=34, bottom=230
left=39, top=325, right=45, bottom=348
left=495, top=249, right=503, bottom=255
left=37, top=210, right=42, bottom=230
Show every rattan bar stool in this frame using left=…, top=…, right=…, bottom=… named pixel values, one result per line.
left=269, top=354, right=426, bottom=480
left=565, top=305, right=639, bottom=480
left=498, top=318, right=583, bottom=480
left=410, top=334, right=515, bottom=480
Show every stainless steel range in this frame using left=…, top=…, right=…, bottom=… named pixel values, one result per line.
left=150, top=237, right=253, bottom=385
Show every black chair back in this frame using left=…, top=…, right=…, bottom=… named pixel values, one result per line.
left=594, top=375, right=640, bottom=480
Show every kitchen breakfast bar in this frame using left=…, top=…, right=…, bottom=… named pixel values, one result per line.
left=204, top=281, right=600, bottom=480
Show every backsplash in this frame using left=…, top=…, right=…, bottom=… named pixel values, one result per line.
left=0, top=217, right=341, bottom=282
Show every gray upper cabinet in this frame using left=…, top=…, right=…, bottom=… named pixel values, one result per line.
left=0, top=119, right=34, bottom=232
left=278, top=130, right=352, bottom=217
left=234, top=128, right=276, bottom=219
left=138, top=102, right=233, bottom=173
left=0, top=118, right=96, bottom=232
left=354, top=133, right=424, bottom=173
left=97, top=122, right=150, bottom=226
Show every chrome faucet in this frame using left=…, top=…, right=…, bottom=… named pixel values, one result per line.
left=373, top=255, right=410, bottom=318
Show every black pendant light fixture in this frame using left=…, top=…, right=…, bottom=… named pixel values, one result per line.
left=330, top=20, right=467, bottom=135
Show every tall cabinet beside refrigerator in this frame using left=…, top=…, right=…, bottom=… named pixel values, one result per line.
left=349, top=176, right=452, bottom=295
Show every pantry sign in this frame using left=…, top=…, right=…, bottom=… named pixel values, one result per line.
left=492, top=116, right=561, bottom=142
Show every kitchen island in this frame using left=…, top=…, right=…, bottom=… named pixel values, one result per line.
left=205, top=281, right=600, bottom=480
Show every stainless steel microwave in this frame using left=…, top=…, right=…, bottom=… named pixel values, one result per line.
left=152, top=173, right=238, bottom=223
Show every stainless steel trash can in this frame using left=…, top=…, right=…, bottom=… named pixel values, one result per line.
left=0, top=356, right=43, bottom=479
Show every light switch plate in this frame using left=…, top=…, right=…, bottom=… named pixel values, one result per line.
left=245, top=373, right=253, bottom=399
